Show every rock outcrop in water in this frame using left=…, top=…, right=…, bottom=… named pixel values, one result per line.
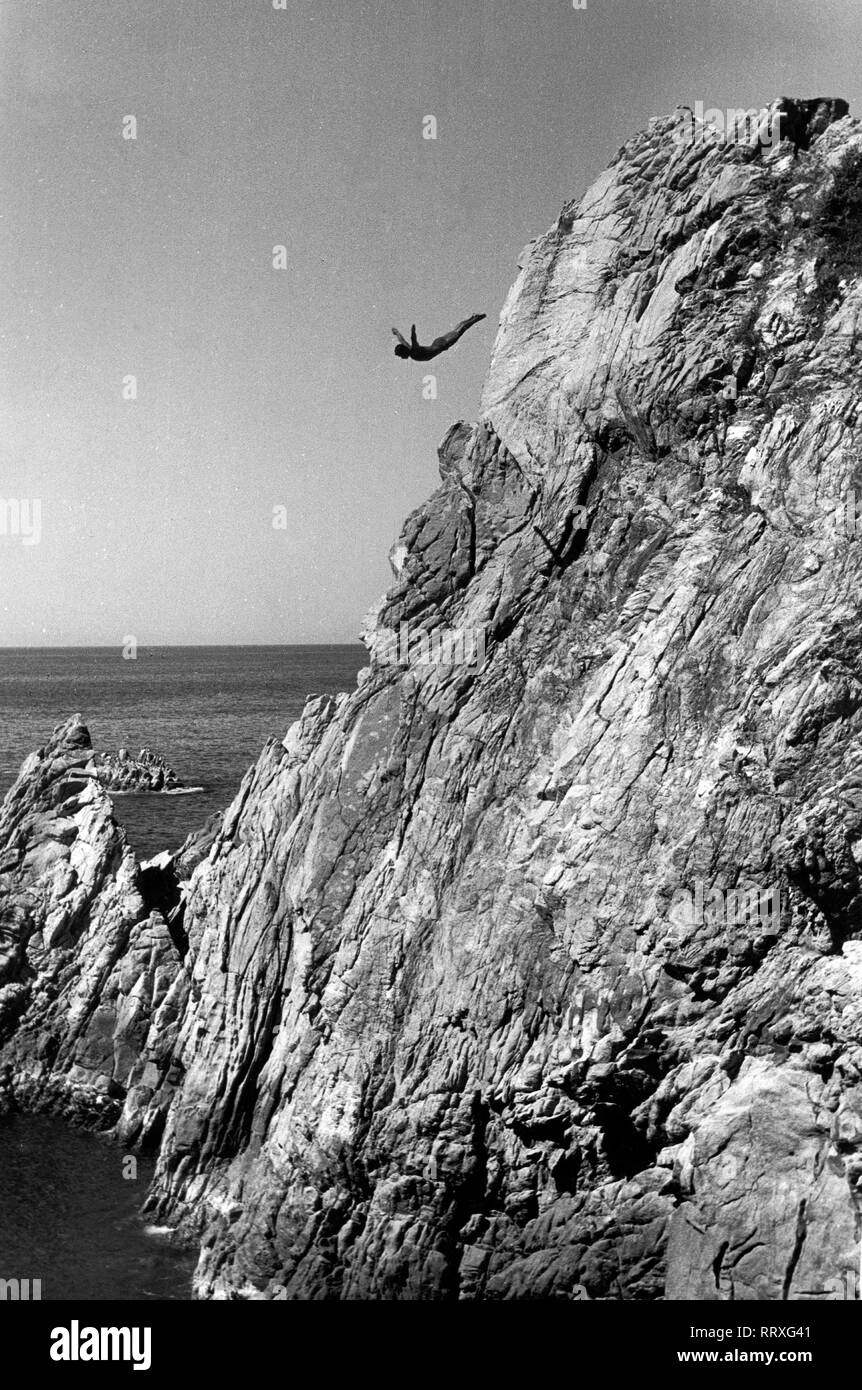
left=4, top=97, right=862, bottom=1299
left=0, top=719, right=186, bottom=1137
left=95, top=747, right=185, bottom=793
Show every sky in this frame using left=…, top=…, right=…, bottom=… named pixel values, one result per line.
left=1, top=0, right=860, bottom=645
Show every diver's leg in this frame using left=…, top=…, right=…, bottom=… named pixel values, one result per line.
left=456, top=313, right=486, bottom=333
left=428, top=324, right=469, bottom=354
left=443, top=314, right=486, bottom=348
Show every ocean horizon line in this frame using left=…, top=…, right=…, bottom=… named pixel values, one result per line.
left=0, top=642, right=368, bottom=651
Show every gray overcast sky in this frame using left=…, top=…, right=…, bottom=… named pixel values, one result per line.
left=1, top=0, right=859, bottom=644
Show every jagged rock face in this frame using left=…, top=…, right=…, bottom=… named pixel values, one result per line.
left=6, top=97, right=862, bottom=1299
left=0, top=719, right=187, bottom=1141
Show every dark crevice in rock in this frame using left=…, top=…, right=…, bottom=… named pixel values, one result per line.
left=777, top=97, right=849, bottom=153
left=551, top=1146, right=582, bottom=1196
left=601, top=1111, right=655, bottom=1178
left=712, top=1239, right=729, bottom=1290
left=781, top=1198, right=808, bottom=1299
left=137, top=860, right=188, bottom=959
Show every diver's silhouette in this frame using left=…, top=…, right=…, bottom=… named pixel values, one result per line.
left=392, top=314, right=486, bottom=361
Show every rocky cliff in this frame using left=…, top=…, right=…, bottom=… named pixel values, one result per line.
left=4, top=97, right=862, bottom=1299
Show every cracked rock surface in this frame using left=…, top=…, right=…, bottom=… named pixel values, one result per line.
left=4, top=97, right=862, bottom=1299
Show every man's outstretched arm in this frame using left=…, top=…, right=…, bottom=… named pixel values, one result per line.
left=391, top=327, right=409, bottom=347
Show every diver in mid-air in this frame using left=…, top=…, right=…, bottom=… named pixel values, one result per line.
left=392, top=313, right=486, bottom=361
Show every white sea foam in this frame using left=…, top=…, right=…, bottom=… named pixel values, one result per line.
left=108, top=786, right=205, bottom=797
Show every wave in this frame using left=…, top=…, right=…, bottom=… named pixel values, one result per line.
left=108, top=786, right=206, bottom=797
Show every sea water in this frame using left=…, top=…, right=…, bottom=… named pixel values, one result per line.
left=0, top=1115, right=195, bottom=1300
left=0, top=644, right=367, bottom=860
left=0, top=644, right=367, bottom=1298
